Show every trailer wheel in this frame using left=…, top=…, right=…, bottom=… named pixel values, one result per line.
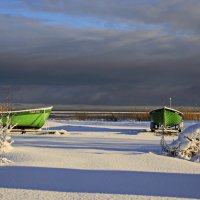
left=178, top=122, right=184, bottom=132
left=150, top=122, right=155, bottom=132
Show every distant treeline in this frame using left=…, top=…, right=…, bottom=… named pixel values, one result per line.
left=183, top=112, right=200, bottom=121
left=2, top=103, right=200, bottom=121
left=0, top=104, right=12, bottom=112
left=50, top=111, right=200, bottom=121
left=50, top=111, right=149, bottom=121
left=10, top=103, right=200, bottom=112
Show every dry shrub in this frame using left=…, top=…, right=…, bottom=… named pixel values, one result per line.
left=183, top=112, right=200, bottom=121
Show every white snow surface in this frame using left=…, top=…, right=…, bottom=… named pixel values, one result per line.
left=0, top=120, right=200, bottom=200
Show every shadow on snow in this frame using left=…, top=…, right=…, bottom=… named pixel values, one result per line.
left=0, top=166, right=199, bottom=199
left=13, top=136, right=160, bottom=154
left=45, top=125, right=147, bottom=135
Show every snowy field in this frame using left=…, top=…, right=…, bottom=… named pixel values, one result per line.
left=0, top=120, right=200, bottom=200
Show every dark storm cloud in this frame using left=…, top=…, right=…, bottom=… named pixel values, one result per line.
left=0, top=1, right=200, bottom=105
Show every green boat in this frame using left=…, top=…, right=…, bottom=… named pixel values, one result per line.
left=1, top=106, right=53, bottom=129
left=149, top=106, right=183, bottom=132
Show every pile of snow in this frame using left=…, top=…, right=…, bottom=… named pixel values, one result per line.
left=54, top=129, right=68, bottom=135
left=0, top=157, right=13, bottom=165
left=161, top=123, right=200, bottom=162
left=0, top=134, right=13, bottom=154
left=0, top=134, right=14, bottom=165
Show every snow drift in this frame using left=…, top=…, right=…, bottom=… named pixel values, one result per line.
left=161, top=123, right=200, bottom=162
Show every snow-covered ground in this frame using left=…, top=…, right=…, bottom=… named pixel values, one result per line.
left=0, top=120, right=200, bottom=200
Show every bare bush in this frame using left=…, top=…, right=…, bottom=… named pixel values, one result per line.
left=161, top=124, right=200, bottom=162
left=0, top=114, right=16, bottom=165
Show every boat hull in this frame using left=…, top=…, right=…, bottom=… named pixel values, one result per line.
left=1, top=106, right=53, bottom=129
left=149, top=107, right=183, bottom=131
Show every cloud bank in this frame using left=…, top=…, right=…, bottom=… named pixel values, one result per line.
left=0, top=0, right=200, bottom=106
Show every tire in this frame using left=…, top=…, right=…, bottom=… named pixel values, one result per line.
left=178, top=122, right=184, bottom=132
left=150, top=122, right=155, bottom=132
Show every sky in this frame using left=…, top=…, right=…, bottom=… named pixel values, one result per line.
left=0, top=0, right=200, bottom=106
